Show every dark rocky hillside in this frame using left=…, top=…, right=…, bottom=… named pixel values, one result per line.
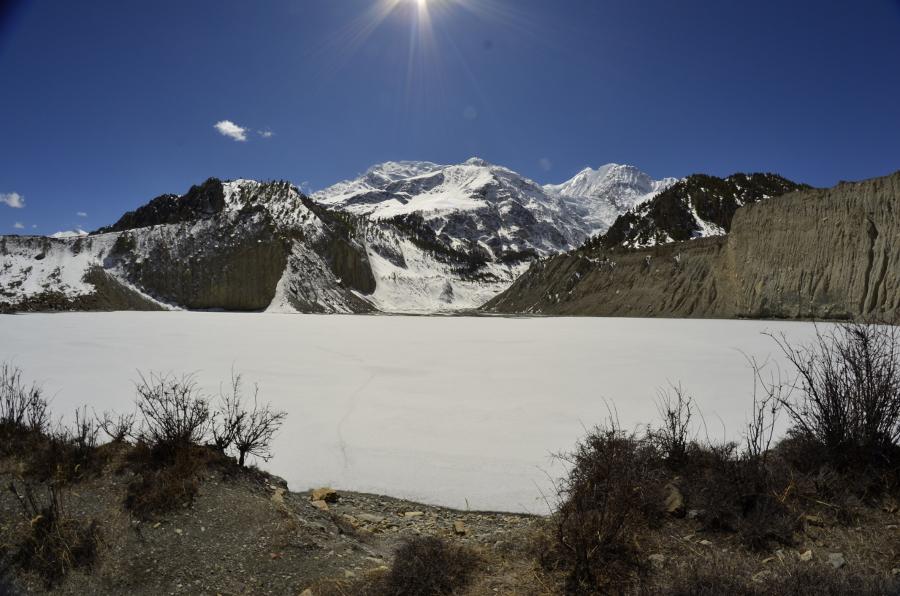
left=595, top=173, right=810, bottom=249
left=96, top=178, right=228, bottom=233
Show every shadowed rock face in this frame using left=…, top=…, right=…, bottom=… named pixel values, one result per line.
left=111, top=216, right=290, bottom=311
left=485, top=171, right=900, bottom=321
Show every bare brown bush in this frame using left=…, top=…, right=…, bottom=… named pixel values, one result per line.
left=96, top=409, right=136, bottom=443
left=134, top=372, right=211, bottom=455
left=0, top=363, right=50, bottom=444
left=382, top=537, right=480, bottom=596
left=211, top=371, right=286, bottom=467
left=552, top=419, right=664, bottom=594
left=652, top=384, right=695, bottom=469
left=771, top=323, right=900, bottom=463
left=8, top=481, right=101, bottom=587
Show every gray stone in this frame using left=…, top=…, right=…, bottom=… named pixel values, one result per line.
left=827, top=553, right=846, bottom=569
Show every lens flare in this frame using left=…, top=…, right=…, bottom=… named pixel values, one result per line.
left=306, top=0, right=537, bottom=129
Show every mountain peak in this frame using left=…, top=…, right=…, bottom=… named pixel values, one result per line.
left=544, top=163, right=679, bottom=236
left=463, top=157, right=490, bottom=167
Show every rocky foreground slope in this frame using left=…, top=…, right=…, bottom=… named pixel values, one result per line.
left=485, top=171, right=900, bottom=320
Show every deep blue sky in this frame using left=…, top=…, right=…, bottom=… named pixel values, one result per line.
left=2, top=0, right=899, bottom=234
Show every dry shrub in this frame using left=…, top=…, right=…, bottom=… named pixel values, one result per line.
left=134, top=372, right=211, bottom=457
left=551, top=420, right=665, bottom=594
left=772, top=323, right=900, bottom=466
left=652, top=384, right=695, bottom=469
left=660, top=558, right=899, bottom=596
left=211, top=372, right=286, bottom=467
left=315, top=537, right=479, bottom=596
left=122, top=442, right=220, bottom=519
left=0, top=363, right=50, bottom=451
left=381, top=537, right=480, bottom=596
left=8, top=482, right=101, bottom=588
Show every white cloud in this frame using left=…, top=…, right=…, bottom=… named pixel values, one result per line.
left=538, top=157, right=553, bottom=172
left=13, top=222, right=24, bottom=229
left=1, top=192, right=25, bottom=208
left=258, top=129, right=274, bottom=139
left=77, top=211, right=88, bottom=217
left=214, top=120, right=248, bottom=142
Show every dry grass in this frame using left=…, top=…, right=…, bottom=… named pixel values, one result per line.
left=7, top=482, right=101, bottom=588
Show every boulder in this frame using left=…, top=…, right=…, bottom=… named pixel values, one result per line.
left=311, top=487, right=339, bottom=503
left=664, top=483, right=686, bottom=517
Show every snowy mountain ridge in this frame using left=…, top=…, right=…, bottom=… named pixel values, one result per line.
left=544, top=163, right=680, bottom=236
left=1, top=159, right=678, bottom=314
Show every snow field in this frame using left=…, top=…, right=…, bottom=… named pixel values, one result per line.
left=0, top=313, right=828, bottom=512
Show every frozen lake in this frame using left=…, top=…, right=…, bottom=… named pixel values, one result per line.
left=0, top=312, right=826, bottom=513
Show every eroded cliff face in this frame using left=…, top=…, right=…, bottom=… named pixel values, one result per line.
left=485, top=172, right=900, bottom=320
left=726, top=173, right=900, bottom=320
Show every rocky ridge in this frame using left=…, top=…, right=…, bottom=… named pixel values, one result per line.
left=595, top=173, right=810, bottom=249
left=485, top=171, right=900, bottom=320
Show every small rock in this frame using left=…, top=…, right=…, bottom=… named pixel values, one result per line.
left=300, top=590, right=313, bottom=596
left=174, top=528, right=183, bottom=535
left=648, top=554, right=665, bottom=569
left=827, top=553, right=846, bottom=569
left=404, top=511, right=425, bottom=518
left=344, top=570, right=356, bottom=578
left=272, top=488, right=286, bottom=505
left=799, top=550, right=813, bottom=562
left=311, top=487, right=339, bottom=503
left=664, top=482, right=686, bottom=517
left=687, top=509, right=705, bottom=520
left=453, top=520, right=468, bottom=536
left=891, top=568, right=900, bottom=576
left=311, top=500, right=330, bottom=512
left=699, top=539, right=712, bottom=546
left=358, top=513, right=385, bottom=524
left=342, top=514, right=360, bottom=528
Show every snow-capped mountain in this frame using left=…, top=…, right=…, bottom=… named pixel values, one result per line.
left=313, top=159, right=681, bottom=312
left=1, top=159, right=683, bottom=315
left=315, top=157, right=588, bottom=258
left=314, top=157, right=596, bottom=312
left=545, top=163, right=679, bottom=236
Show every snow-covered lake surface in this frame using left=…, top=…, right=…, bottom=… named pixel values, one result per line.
left=0, top=313, right=828, bottom=513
